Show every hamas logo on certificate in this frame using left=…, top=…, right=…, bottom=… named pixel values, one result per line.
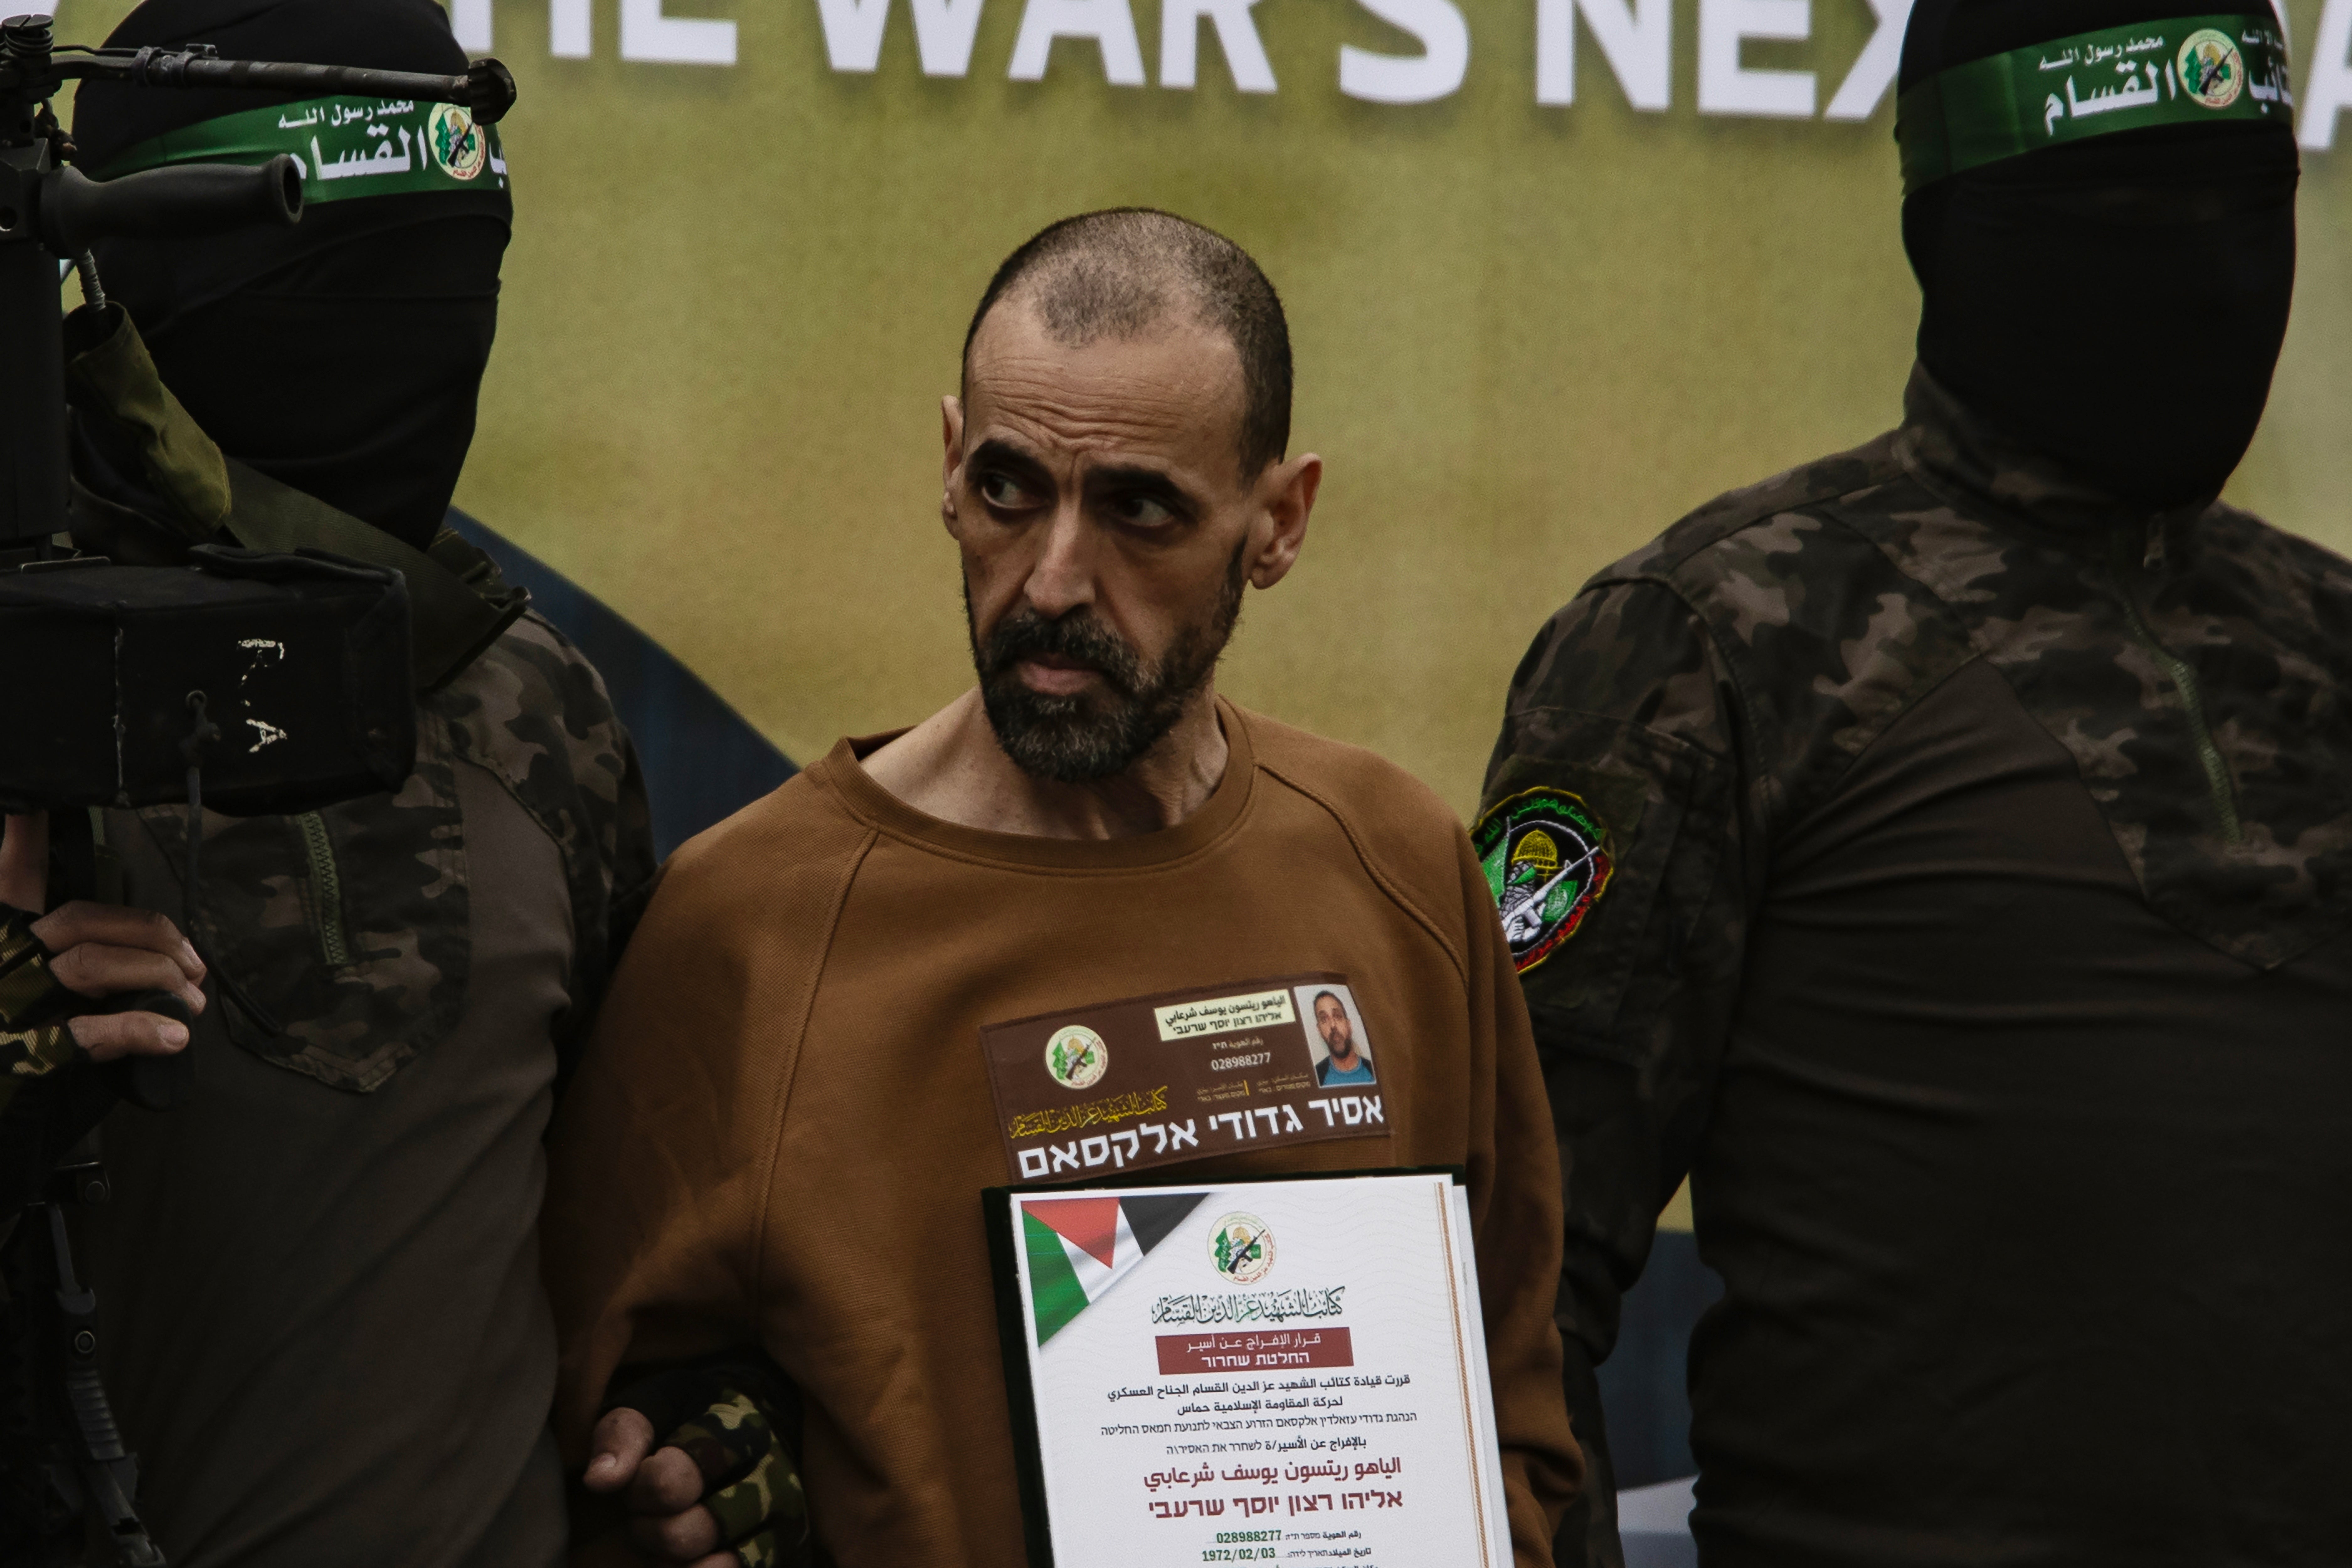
left=1473, top=787, right=1613, bottom=974
left=1208, top=1212, right=1274, bottom=1285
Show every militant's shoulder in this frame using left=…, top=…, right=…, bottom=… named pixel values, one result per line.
left=1503, top=430, right=1975, bottom=803
left=1242, top=709, right=1476, bottom=951
left=439, top=610, right=627, bottom=790
left=2198, top=503, right=2352, bottom=650
left=1592, top=430, right=1910, bottom=604
left=434, top=610, right=639, bottom=845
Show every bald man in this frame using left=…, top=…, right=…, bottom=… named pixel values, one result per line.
left=543, top=209, right=1580, bottom=1567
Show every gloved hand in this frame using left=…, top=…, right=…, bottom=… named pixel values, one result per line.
left=584, top=1362, right=809, bottom=1568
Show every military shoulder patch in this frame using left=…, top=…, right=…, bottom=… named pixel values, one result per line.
left=1474, top=787, right=1614, bottom=974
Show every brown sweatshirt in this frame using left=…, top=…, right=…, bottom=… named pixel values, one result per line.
left=544, top=700, right=1579, bottom=1565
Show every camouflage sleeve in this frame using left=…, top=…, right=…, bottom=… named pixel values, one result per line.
left=605, top=736, right=658, bottom=965
left=438, top=611, right=659, bottom=1077
left=1477, top=578, right=1752, bottom=1567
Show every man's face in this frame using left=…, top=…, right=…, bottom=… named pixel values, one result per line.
left=944, top=299, right=1313, bottom=783
left=1315, top=995, right=1352, bottom=1058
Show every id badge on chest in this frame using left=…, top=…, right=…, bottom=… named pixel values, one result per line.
left=981, top=974, right=1390, bottom=1184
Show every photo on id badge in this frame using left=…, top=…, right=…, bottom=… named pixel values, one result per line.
left=1296, top=983, right=1375, bottom=1088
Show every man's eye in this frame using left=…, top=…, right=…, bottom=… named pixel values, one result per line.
left=1110, top=494, right=1178, bottom=529
left=978, top=473, right=1035, bottom=509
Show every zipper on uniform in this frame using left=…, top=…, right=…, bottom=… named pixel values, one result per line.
left=2108, top=532, right=2241, bottom=845
left=294, top=811, right=352, bottom=966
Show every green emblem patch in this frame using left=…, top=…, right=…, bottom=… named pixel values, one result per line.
left=428, top=102, right=490, bottom=180
left=2177, top=28, right=2245, bottom=108
left=1474, top=787, right=1613, bottom=974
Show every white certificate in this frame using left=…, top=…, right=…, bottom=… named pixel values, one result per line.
left=986, top=1169, right=1513, bottom=1567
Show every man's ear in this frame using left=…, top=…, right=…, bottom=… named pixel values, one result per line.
left=941, top=395, right=966, bottom=534
left=1245, top=452, right=1321, bottom=591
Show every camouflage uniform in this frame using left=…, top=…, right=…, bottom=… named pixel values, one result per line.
left=8, top=304, right=803, bottom=1565
left=126, top=592, right=649, bottom=1095
left=1481, top=367, right=2352, bottom=1567
left=50, top=300, right=655, bottom=1101
left=20, top=306, right=665, bottom=1566
left=66, top=589, right=659, bottom=1567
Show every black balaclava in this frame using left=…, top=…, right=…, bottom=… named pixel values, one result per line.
left=72, top=0, right=511, bottom=550
left=1900, top=0, right=2298, bottom=510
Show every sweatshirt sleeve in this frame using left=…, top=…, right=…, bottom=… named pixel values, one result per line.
left=542, top=797, right=866, bottom=1467
left=1458, top=823, right=1586, bottom=1565
left=1478, top=579, right=1751, bottom=1568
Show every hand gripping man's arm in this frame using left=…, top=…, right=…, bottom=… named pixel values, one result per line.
left=584, top=1354, right=811, bottom=1568
left=1477, top=580, right=1753, bottom=1568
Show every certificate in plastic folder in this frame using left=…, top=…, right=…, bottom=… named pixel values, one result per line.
left=985, top=1168, right=1512, bottom=1568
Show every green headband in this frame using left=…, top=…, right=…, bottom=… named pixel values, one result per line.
left=89, top=94, right=507, bottom=204
left=1897, top=14, right=2293, bottom=193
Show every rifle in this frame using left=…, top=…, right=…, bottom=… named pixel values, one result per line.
left=0, top=17, right=515, bottom=1561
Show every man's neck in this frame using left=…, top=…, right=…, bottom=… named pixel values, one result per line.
left=860, top=686, right=1229, bottom=840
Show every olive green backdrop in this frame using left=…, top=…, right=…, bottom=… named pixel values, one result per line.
left=63, top=0, right=2352, bottom=821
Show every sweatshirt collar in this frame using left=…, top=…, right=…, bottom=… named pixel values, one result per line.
left=812, top=696, right=1258, bottom=873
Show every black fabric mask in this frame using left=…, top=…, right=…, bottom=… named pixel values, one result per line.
left=1899, top=0, right=2300, bottom=510
left=72, top=0, right=511, bottom=550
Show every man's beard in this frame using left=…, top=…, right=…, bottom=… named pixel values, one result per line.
left=968, top=543, right=1246, bottom=785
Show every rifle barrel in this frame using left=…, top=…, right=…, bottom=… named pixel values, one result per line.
left=56, top=53, right=516, bottom=123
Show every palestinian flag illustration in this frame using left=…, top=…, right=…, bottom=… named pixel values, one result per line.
left=1022, top=1191, right=1209, bottom=1345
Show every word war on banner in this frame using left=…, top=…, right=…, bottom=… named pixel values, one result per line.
left=450, top=0, right=2352, bottom=148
